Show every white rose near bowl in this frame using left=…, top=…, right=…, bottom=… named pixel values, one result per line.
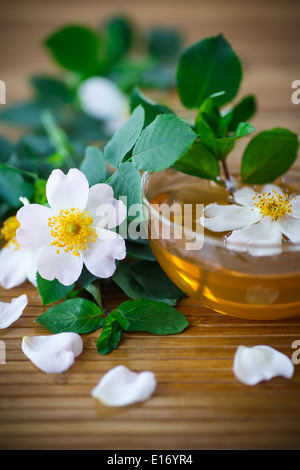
left=78, top=77, right=130, bottom=135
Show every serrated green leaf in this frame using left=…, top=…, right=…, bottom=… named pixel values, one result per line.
left=80, top=146, right=106, bottom=185
left=241, top=128, right=299, bottom=184
left=132, top=114, right=197, bottom=171
left=104, top=105, right=145, bottom=168
left=117, top=298, right=189, bottom=335
left=35, top=298, right=104, bottom=334
left=108, top=161, right=142, bottom=210
left=176, top=34, right=242, bottom=109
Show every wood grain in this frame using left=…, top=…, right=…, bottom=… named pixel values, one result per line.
left=0, top=0, right=300, bottom=450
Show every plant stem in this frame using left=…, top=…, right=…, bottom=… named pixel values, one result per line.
left=221, top=159, right=235, bottom=194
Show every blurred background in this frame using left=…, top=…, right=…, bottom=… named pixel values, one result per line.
left=0, top=0, right=299, bottom=134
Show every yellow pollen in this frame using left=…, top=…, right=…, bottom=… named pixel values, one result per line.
left=0, top=216, right=20, bottom=249
left=252, top=189, right=294, bottom=221
left=48, top=208, right=97, bottom=257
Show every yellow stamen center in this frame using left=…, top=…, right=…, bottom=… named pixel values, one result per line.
left=0, top=216, right=20, bottom=249
left=253, top=190, right=294, bottom=221
left=48, top=208, right=97, bottom=257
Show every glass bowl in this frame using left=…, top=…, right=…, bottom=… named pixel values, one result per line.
left=141, top=147, right=300, bottom=321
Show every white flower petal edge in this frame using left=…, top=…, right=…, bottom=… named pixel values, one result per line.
left=233, top=345, right=294, bottom=386
left=0, top=294, right=28, bottom=329
left=91, top=365, right=157, bottom=407
left=21, top=333, right=83, bottom=373
left=0, top=245, right=41, bottom=289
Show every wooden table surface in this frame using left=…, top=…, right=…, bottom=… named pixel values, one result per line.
left=0, top=0, right=300, bottom=451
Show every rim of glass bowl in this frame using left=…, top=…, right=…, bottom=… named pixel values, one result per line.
left=141, top=163, right=300, bottom=254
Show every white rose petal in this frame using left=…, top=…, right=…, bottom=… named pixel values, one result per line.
left=0, top=294, right=28, bottom=328
left=233, top=345, right=294, bottom=386
left=21, top=332, right=83, bottom=373
left=91, top=365, right=157, bottom=406
left=78, top=77, right=129, bottom=134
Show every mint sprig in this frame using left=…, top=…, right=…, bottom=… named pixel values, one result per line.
left=34, top=295, right=189, bottom=355
left=97, top=299, right=189, bottom=355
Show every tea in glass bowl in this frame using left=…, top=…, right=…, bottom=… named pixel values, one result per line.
left=142, top=162, right=300, bottom=320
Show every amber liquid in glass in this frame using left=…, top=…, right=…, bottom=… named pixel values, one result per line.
left=148, top=173, right=300, bottom=320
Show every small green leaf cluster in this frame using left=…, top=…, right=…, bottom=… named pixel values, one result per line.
left=35, top=290, right=189, bottom=355
left=0, top=16, right=182, bottom=139
left=131, top=34, right=299, bottom=185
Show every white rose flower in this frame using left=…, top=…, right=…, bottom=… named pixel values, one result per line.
left=0, top=199, right=40, bottom=289
left=201, top=183, right=300, bottom=256
left=16, top=168, right=127, bottom=286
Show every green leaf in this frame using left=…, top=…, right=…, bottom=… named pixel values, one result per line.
left=103, top=16, right=133, bottom=64
left=116, top=298, right=189, bottom=335
left=214, top=122, right=256, bottom=161
left=130, top=87, right=174, bottom=127
left=35, top=298, right=104, bottom=334
left=176, top=34, right=242, bottom=109
left=227, top=94, right=257, bottom=132
left=36, top=272, right=75, bottom=306
left=41, top=110, right=73, bottom=159
left=0, top=100, right=62, bottom=128
left=173, top=140, right=220, bottom=180
left=0, top=163, right=34, bottom=208
left=104, top=105, right=145, bottom=168
left=0, top=134, right=14, bottom=162
left=148, top=27, right=182, bottom=60
left=44, top=25, right=100, bottom=74
left=80, top=146, right=107, bottom=185
left=108, top=161, right=142, bottom=210
left=97, top=320, right=122, bottom=355
left=195, top=97, right=221, bottom=136
left=106, top=310, right=130, bottom=330
left=131, top=261, right=186, bottom=302
left=196, top=102, right=255, bottom=161
left=85, top=282, right=103, bottom=309
left=132, top=114, right=197, bottom=171
left=30, top=75, right=73, bottom=103
left=241, top=128, right=299, bottom=184
left=126, top=238, right=157, bottom=261
left=112, top=261, right=185, bottom=306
